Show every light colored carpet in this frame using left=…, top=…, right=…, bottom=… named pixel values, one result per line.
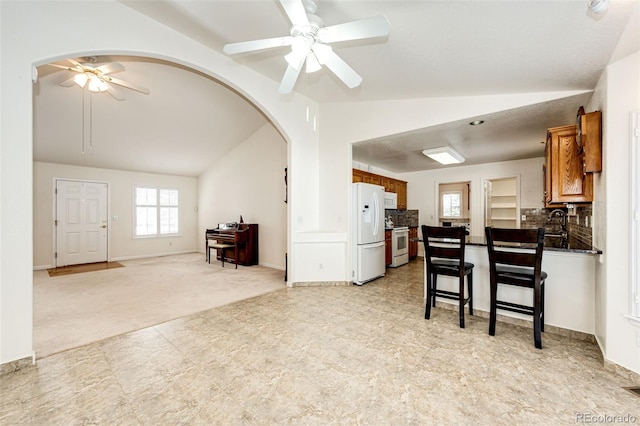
left=33, top=252, right=285, bottom=358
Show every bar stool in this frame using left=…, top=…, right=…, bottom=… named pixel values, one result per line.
left=485, top=227, right=546, bottom=349
left=421, top=225, right=474, bottom=328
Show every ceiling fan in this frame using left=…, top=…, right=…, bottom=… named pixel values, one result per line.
left=223, top=0, right=390, bottom=94
left=49, top=58, right=150, bottom=101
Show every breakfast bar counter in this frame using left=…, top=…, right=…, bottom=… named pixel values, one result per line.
left=423, top=237, right=601, bottom=335
left=463, top=235, right=602, bottom=255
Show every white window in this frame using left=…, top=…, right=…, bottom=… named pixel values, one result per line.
left=442, top=191, right=462, bottom=218
left=135, top=186, right=179, bottom=237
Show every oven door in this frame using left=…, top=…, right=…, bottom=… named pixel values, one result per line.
left=392, top=228, right=409, bottom=256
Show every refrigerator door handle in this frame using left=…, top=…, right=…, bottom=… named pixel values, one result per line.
left=373, top=190, right=379, bottom=237
left=364, top=241, right=385, bottom=249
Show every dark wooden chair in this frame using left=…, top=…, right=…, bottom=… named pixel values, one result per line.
left=421, top=225, right=474, bottom=328
left=485, top=227, right=547, bottom=349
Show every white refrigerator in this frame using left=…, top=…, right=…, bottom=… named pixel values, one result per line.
left=352, top=182, right=386, bottom=285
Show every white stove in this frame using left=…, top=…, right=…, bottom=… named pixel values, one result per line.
left=390, top=226, right=409, bottom=267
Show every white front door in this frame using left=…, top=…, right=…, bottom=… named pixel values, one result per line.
left=56, top=179, right=108, bottom=266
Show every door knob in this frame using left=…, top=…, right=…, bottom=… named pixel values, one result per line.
left=101, top=225, right=107, bottom=228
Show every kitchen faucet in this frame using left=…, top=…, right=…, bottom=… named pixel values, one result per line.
left=548, top=209, right=567, bottom=232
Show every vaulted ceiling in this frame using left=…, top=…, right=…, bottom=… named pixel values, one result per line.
left=33, top=1, right=640, bottom=176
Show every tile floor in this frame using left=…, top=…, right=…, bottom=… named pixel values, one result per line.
left=2, top=259, right=639, bottom=425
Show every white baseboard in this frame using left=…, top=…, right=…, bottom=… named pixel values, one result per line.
left=259, top=262, right=285, bottom=271
left=34, top=251, right=198, bottom=270
left=110, top=250, right=197, bottom=262
left=33, top=265, right=53, bottom=271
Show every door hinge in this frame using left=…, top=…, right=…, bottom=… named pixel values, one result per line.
left=54, top=252, right=57, bottom=259
left=54, top=220, right=58, bottom=226
left=635, top=127, right=639, bottom=138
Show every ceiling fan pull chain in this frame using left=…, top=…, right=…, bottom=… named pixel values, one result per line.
left=81, top=89, right=85, bottom=154
left=89, top=93, right=93, bottom=150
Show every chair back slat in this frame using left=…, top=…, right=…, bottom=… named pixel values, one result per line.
left=422, top=225, right=467, bottom=267
left=485, top=227, right=545, bottom=269
left=429, top=245, right=461, bottom=260
left=492, top=251, right=537, bottom=267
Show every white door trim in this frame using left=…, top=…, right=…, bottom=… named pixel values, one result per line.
left=53, top=178, right=110, bottom=267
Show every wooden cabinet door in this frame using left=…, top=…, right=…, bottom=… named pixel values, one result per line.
left=352, top=169, right=364, bottom=183
left=385, top=230, right=392, bottom=266
left=408, top=227, right=418, bottom=259
left=396, top=181, right=408, bottom=210
left=546, top=125, right=593, bottom=205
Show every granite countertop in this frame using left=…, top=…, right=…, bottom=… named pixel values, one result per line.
left=464, top=236, right=602, bottom=255
left=419, top=235, right=602, bottom=254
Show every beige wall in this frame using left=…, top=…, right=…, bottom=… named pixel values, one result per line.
left=198, top=123, right=287, bottom=270
left=33, top=162, right=198, bottom=268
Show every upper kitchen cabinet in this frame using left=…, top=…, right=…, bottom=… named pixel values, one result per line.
left=544, top=124, right=593, bottom=206
left=396, top=181, right=407, bottom=210
left=579, top=110, right=602, bottom=173
left=352, top=169, right=408, bottom=210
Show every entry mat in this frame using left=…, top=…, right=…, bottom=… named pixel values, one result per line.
left=47, top=261, right=124, bottom=277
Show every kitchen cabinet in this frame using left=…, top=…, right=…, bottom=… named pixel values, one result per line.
left=352, top=169, right=408, bottom=210
left=408, top=227, right=418, bottom=259
left=580, top=111, right=602, bottom=173
left=385, top=230, right=392, bottom=266
left=396, top=181, right=407, bottom=210
left=544, top=124, right=593, bottom=206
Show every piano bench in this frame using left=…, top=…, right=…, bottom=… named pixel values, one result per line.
left=208, top=243, right=237, bottom=269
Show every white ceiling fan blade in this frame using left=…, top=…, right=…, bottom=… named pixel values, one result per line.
left=279, top=0, right=309, bottom=27
left=59, top=75, right=77, bottom=87
left=318, top=15, right=390, bottom=44
left=105, top=76, right=150, bottom=95
left=279, top=64, right=303, bottom=94
left=224, top=36, right=293, bottom=54
left=95, top=62, right=125, bottom=75
left=48, top=63, right=83, bottom=73
left=106, top=85, right=126, bottom=101
left=67, top=58, right=85, bottom=69
left=320, top=50, right=363, bottom=89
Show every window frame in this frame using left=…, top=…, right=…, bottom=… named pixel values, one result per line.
left=133, top=185, right=180, bottom=238
left=441, top=190, right=463, bottom=218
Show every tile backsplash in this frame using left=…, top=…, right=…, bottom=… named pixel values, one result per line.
left=520, top=205, right=593, bottom=246
left=385, top=209, right=419, bottom=227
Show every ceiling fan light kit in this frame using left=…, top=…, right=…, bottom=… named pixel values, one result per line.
left=223, top=0, right=390, bottom=94
left=51, top=58, right=150, bottom=101
left=422, top=146, right=466, bottom=165
left=73, top=73, right=109, bottom=93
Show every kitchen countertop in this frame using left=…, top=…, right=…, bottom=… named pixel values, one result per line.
left=466, top=235, right=602, bottom=254
left=420, top=236, right=602, bottom=255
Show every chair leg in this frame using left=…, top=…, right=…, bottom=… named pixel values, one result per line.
left=220, top=248, right=225, bottom=267
left=489, top=280, right=497, bottom=336
left=467, top=271, right=473, bottom=316
left=432, top=274, right=438, bottom=308
left=533, top=284, right=542, bottom=349
left=541, top=281, right=545, bottom=333
left=425, top=272, right=433, bottom=320
left=458, top=275, right=465, bottom=329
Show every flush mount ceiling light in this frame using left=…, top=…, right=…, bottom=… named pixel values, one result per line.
left=422, top=146, right=466, bottom=165
left=588, top=0, right=609, bottom=14
left=469, top=120, right=485, bottom=126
